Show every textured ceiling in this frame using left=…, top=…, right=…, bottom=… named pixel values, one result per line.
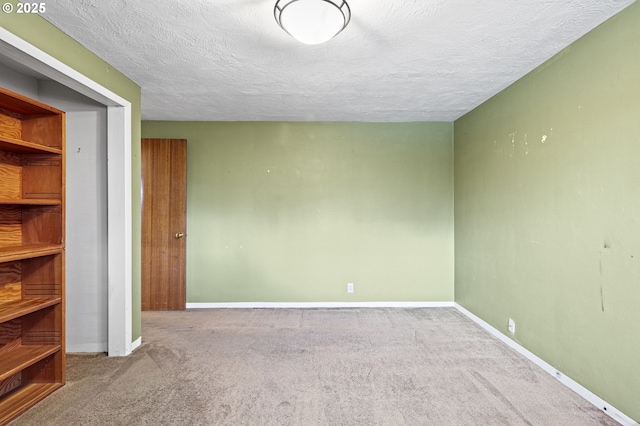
left=37, top=0, right=634, bottom=122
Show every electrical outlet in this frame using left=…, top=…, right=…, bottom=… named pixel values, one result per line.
left=347, top=283, right=354, bottom=293
left=508, top=318, right=516, bottom=334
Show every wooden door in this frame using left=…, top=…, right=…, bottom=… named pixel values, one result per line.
left=141, top=138, right=187, bottom=310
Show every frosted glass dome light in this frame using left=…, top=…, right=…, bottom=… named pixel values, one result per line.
left=274, top=0, right=351, bottom=45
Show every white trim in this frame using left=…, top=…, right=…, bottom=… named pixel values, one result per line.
left=0, top=27, right=134, bottom=357
left=454, top=303, right=638, bottom=426
left=67, top=343, right=108, bottom=353
left=0, top=29, right=128, bottom=107
left=107, top=106, right=133, bottom=356
left=130, top=337, right=142, bottom=352
left=187, top=301, right=455, bottom=309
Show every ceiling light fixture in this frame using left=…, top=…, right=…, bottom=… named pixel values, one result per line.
left=274, top=0, right=351, bottom=45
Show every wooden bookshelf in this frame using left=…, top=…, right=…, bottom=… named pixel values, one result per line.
left=0, top=199, right=61, bottom=206
left=0, top=86, right=66, bottom=425
left=0, top=345, right=61, bottom=382
left=0, top=383, right=64, bottom=425
left=0, top=245, right=63, bottom=262
left=0, top=298, right=62, bottom=323
left=0, top=136, right=62, bottom=155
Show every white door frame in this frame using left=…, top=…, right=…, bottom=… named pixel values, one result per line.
left=0, top=28, right=135, bottom=356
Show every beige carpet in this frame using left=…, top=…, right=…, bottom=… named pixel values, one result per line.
left=11, top=308, right=616, bottom=425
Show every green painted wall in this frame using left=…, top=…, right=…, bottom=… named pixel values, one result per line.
left=142, top=122, right=454, bottom=302
left=454, top=2, right=640, bottom=421
left=0, top=4, right=143, bottom=341
left=6, top=3, right=635, bottom=419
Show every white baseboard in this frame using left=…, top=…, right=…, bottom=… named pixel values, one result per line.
left=186, top=301, right=455, bottom=309
left=67, top=343, right=108, bottom=353
left=130, top=336, right=142, bottom=352
left=454, top=303, right=638, bottom=426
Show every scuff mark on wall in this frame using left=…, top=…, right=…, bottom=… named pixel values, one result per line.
left=599, top=256, right=605, bottom=312
left=509, top=132, right=516, bottom=157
